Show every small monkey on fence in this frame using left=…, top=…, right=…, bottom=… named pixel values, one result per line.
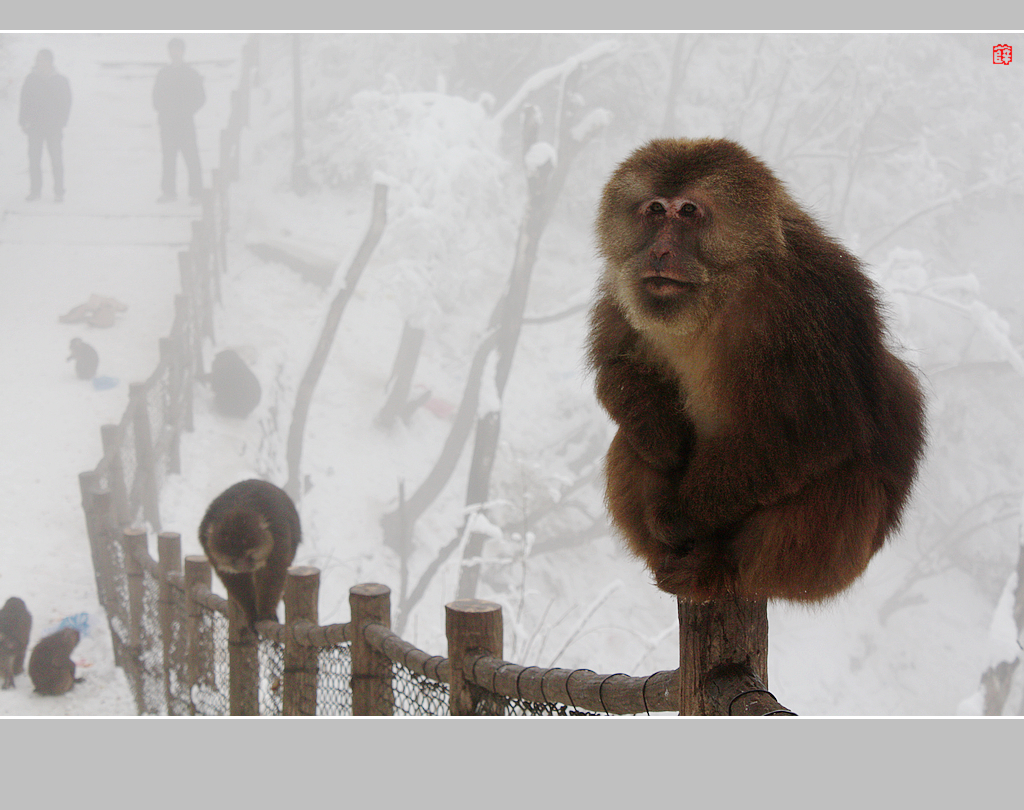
left=0, top=597, right=32, bottom=689
left=199, top=479, right=301, bottom=626
left=588, top=137, right=926, bottom=603
left=29, top=627, right=83, bottom=695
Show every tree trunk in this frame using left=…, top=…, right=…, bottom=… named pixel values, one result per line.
left=284, top=183, right=387, bottom=502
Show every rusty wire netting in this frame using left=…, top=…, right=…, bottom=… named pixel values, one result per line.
left=190, top=605, right=230, bottom=716
left=474, top=696, right=599, bottom=716
left=103, top=533, right=131, bottom=665
left=135, top=565, right=168, bottom=715
left=315, top=644, right=353, bottom=715
left=390, top=665, right=450, bottom=716
left=164, top=577, right=191, bottom=716
left=257, top=636, right=285, bottom=716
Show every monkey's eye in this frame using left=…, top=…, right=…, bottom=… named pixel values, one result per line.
left=645, top=201, right=667, bottom=215
left=680, top=202, right=698, bottom=216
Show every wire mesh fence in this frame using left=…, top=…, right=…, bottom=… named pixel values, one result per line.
left=78, top=523, right=680, bottom=717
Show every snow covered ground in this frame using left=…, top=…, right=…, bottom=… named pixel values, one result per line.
left=1, top=32, right=1020, bottom=717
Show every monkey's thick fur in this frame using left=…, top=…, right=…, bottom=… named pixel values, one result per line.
left=199, top=480, right=301, bottom=625
left=68, top=338, right=98, bottom=380
left=208, top=349, right=261, bottom=418
left=0, top=597, right=32, bottom=689
left=588, top=137, right=925, bottom=603
left=28, top=627, right=81, bottom=695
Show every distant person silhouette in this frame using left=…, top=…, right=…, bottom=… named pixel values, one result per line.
left=19, top=49, right=72, bottom=203
left=153, top=37, right=205, bottom=204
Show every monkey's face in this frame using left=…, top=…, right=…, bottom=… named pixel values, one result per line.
left=597, top=138, right=785, bottom=334
left=203, top=511, right=275, bottom=574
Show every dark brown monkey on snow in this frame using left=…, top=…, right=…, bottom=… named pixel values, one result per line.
left=0, top=597, right=32, bottom=689
left=588, top=138, right=926, bottom=603
left=199, top=480, right=301, bottom=625
left=68, top=337, right=99, bottom=380
left=207, top=349, right=262, bottom=418
left=28, top=627, right=82, bottom=695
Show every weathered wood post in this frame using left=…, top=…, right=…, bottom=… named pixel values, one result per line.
left=158, top=338, right=181, bottom=475
left=120, top=527, right=148, bottom=711
left=172, top=294, right=195, bottom=433
left=77, top=472, right=116, bottom=610
left=283, top=566, right=320, bottom=716
left=128, top=383, right=160, bottom=531
left=228, top=599, right=259, bottom=716
left=350, top=583, right=393, bottom=715
left=445, top=599, right=503, bottom=716
left=190, top=219, right=219, bottom=328
left=678, top=596, right=793, bottom=715
left=123, top=528, right=148, bottom=650
left=184, top=554, right=213, bottom=715
left=98, top=425, right=130, bottom=526
left=158, top=532, right=182, bottom=712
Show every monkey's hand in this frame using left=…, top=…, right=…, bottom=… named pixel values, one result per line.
left=596, top=358, right=692, bottom=471
left=639, top=465, right=700, bottom=554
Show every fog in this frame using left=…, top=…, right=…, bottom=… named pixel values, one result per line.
left=1, top=31, right=1022, bottom=716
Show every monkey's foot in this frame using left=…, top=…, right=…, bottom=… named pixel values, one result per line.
left=654, top=542, right=738, bottom=602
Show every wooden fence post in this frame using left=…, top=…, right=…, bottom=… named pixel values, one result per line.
left=77, top=472, right=116, bottom=609
left=350, top=583, right=393, bottom=716
left=228, top=600, right=259, bottom=716
left=445, top=599, right=503, bottom=716
left=123, top=528, right=148, bottom=650
left=184, top=554, right=213, bottom=715
left=678, top=596, right=780, bottom=715
left=172, top=295, right=195, bottom=433
left=190, top=221, right=218, bottom=338
left=99, top=425, right=130, bottom=526
left=121, top=527, right=148, bottom=711
left=158, top=338, right=182, bottom=475
left=129, top=383, right=161, bottom=531
left=158, top=532, right=182, bottom=712
left=283, top=566, right=320, bottom=716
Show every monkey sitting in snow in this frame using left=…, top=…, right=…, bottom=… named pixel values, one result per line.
left=28, top=627, right=83, bottom=696
left=206, top=349, right=262, bottom=418
left=68, top=338, right=99, bottom=380
left=0, top=597, right=32, bottom=689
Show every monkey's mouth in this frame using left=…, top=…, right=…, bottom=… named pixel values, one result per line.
left=641, top=273, right=697, bottom=295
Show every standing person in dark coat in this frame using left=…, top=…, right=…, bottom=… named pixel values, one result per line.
left=153, top=37, right=205, bottom=204
left=19, top=49, right=72, bottom=203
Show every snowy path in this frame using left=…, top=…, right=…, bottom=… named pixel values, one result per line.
left=0, top=32, right=244, bottom=715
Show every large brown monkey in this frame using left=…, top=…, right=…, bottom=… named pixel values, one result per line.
left=28, top=627, right=82, bottom=695
left=199, top=480, right=301, bottom=625
left=0, top=597, right=32, bottom=689
left=588, top=137, right=925, bottom=603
